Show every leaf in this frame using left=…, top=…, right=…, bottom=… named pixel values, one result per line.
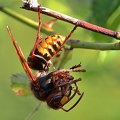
left=42, top=19, right=57, bottom=31
left=11, top=73, right=31, bottom=96
left=88, top=0, right=120, bottom=42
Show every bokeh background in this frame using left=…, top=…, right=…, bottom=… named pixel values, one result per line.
left=0, top=0, right=120, bottom=120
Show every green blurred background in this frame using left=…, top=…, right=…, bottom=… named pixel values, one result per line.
left=0, top=0, right=120, bottom=120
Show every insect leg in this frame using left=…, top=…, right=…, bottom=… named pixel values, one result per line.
left=63, top=20, right=79, bottom=44
left=61, top=83, right=84, bottom=112
left=31, top=5, right=42, bottom=56
left=7, top=26, right=36, bottom=84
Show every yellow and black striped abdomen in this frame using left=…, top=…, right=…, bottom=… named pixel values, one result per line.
left=27, top=34, right=66, bottom=71
left=36, top=34, right=66, bottom=61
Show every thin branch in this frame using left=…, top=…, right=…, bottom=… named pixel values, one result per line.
left=0, top=5, right=54, bottom=35
left=1, top=2, right=120, bottom=51
left=21, top=0, right=120, bottom=40
left=25, top=102, right=41, bottom=120
left=67, top=39, right=120, bottom=50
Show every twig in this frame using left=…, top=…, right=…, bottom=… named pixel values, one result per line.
left=1, top=4, right=120, bottom=51
left=25, top=102, right=41, bottom=120
left=21, top=0, right=120, bottom=40
left=67, top=39, right=120, bottom=50
left=0, top=5, right=54, bottom=35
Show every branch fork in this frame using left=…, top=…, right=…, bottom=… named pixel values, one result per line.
left=21, top=0, right=120, bottom=40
